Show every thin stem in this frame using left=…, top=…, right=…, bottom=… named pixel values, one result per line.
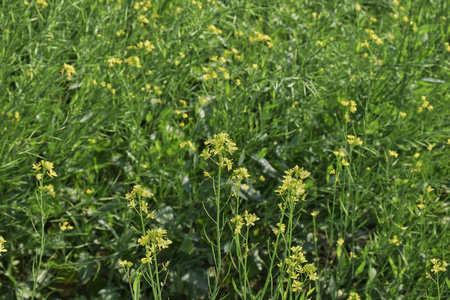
left=212, top=164, right=222, bottom=299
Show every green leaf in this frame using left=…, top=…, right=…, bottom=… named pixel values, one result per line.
left=133, top=275, right=141, bottom=300
left=355, top=261, right=366, bottom=276
left=389, top=257, right=398, bottom=278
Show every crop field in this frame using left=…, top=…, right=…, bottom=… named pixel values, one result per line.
left=0, top=0, right=449, bottom=299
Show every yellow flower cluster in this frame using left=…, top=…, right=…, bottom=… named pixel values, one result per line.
left=202, top=50, right=239, bottom=82
left=0, top=236, right=7, bottom=256
left=364, top=29, right=383, bottom=45
left=388, top=235, right=400, bottom=246
left=37, top=0, right=48, bottom=9
left=279, top=246, right=318, bottom=292
left=388, top=150, right=399, bottom=158
left=60, top=221, right=74, bottom=231
left=200, top=133, right=238, bottom=160
left=192, top=0, right=203, bottom=10
left=128, top=40, right=155, bottom=54
left=202, top=67, right=218, bottom=81
left=107, top=57, right=123, bottom=68
left=333, top=148, right=346, bottom=158
left=230, top=211, right=259, bottom=234
left=137, top=14, right=150, bottom=25
left=430, top=258, right=447, bottom=273
left=347, top=292, right=361, bottom=300
left=418, top=95, right=433, bottom=113
left=223, top=48, right=242, bottom=60
left=39, top=184, right=56, bottom=197
left=33, top=160, right=58, bottom=180
left=232, top=167, right=250, bottom=182
left=333, top=148, right=350, bottom=167
left=125, top=185, right=154, bottom=217
left=61, top=63, right=76, bottom=81
left=340, top=100, right=357, bottom=122
left=207, top=25, right=222, bottom=35
left=275, top=166, right=310, bottom=203
left=125, top=56, right=142, bottom=68
left=119, top=260, right=133, bottom=269
left=139, top=228, right=172, bottom=263
left=133, top=0, right=152, bottom=11
left=92, top=80, right=116, bottom=94
left=249, top=31, right=273, bottom=47
left=347, top=135, right=363, bottom=146
left=272, top=222, right=286, bottom=235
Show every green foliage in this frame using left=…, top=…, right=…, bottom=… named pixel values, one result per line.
left=0, top=0, right=449, bottom=299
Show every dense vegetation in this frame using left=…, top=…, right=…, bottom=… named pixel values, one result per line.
left=0, top=0, right=449, bottom=299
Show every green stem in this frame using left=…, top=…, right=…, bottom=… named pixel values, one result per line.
left=212, top=165, right=222, bottom=299
left=32, top=177, right=46, bottom=300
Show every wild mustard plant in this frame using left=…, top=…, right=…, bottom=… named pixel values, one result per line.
left=31, top=160, right=57, bottom=299
left=426, top=258, right=448, bottom=299
left=200, top=133, right=237, bottom=298
left=258, top=166, right=317, bottom=299
left=229, top=166, right=258, bottom=298
left=121, top=185, right=172, bottom=299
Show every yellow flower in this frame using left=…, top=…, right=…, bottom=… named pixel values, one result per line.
left=430, top=258, right=447, bottom=273
left=219, top=157, right=233, bottom=171
left=347, top=135, right=363, bottom=146
left=119, top=260, right=133, bottom=268
left=124, top=56, right=142, bottom=68
left=61, top=63, right=76, bottom=80
left=233, top=167, right=250, bottom=181
left=244, top=210, right=260, bottom=227
left=337, top=238, right=344, bottom=246
left=347, top=292, right=361, bottom=300
left=388, top=235, right=400, bottom=246
left=0, top=236, right=7, bottom=256
left=349, top=101, right=357, bottom=113
left=33, top=160, right=58, bottom=178
left=389, top=150, right=399, bottom=158
left=37, top=0, right=48, bottom=9
left=138, top=234, right=150, bottom=246
left=292, top=280, right=303, bottom=292
left=40, top=184, right=56, bottom=197
left=345, top=112, right=351, bottom=123
left=311, top=211, right=319, bottom=217
left=202, top=133, right=238, bottom=159
left=60, top=221, right=73, bottom=231
left=141, top=200, right=149, bottom=214
left=207, top=25, right=222, bottom=35
left=333, top=148, right=346, bottom=157
left=141, top=252, right=153, bottom=264
left=107, top=57, right=123, bottom=67
left=273, top=222, right=286, bottom=235
left=230, top=214, right=244, bottom=234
